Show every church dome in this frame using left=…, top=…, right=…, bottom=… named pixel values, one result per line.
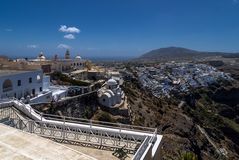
left=105, top=89, right=115, bottom=96
left=107, top=78, right=117, bottom=86
left=37, top=52, right=46, bottom=60
left=75, top=55, right=82, bottom=59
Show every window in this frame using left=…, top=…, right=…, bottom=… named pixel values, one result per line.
left=32, top=89, right=35, bottom=95
left=39, top=87, right=42, bottom=92
left=37, top=75, right=41, bottom=82
left=17, top=80, right=21, bottom=86
left=29, top=77, right=32, bottom=83
left=3, top=79, right=13, bottom=92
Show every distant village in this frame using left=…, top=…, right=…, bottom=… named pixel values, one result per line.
left=136, top=62, right=233, bottom=97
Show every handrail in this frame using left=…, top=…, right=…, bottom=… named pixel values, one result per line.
left=132, top=128, right=157, bottom=159
left=0, top=99, right=161, bottom=160
left=57, top=90, right=97, bottom=102
left=2, top=98, right=157, bottom=134
left=132, top=136, right=151, bottom=160
left=41, top=113, right=156, bottom=133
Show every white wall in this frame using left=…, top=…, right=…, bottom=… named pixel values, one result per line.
left=0, top=70, right=43, bottom=99
left=52, top=58, right=85, bottom=72
left=30, top=91, right=52, bottom=104
left=43, top=75, right=50, bottom=91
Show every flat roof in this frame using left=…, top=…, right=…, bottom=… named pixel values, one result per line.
left=71, top=69, right=87, bottom=74
left=0, top=124, right=96, bottom=160
left=0, top=70, right=39, bottom=77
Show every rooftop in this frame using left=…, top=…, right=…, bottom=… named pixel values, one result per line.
left=0, top=124, right=96, bottom=160
left=0, top=70, right=34, bottom=77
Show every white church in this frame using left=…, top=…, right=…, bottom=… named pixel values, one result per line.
left=97, top=78, right=125, bottom=108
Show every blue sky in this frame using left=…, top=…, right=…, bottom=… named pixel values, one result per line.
left=0, top=0, right=239, bottom=58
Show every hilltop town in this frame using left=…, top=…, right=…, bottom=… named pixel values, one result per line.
left=136, top=62, right=233, bottom=97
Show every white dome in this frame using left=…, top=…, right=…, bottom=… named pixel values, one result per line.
left=75, top=55, right=82, bottom=59
left=103, top=92, right=111, bottom=98
left=39, top=55, right=46, bottom=59
left=105, top=89, right=115, bottom=96
left=107, top=78, right=117, bottom=86
left=38, top=52, right=46, bottom=60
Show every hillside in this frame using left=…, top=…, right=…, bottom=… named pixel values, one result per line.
left=122, top=65, right=239, bottom=159
left=138, top=47, right=236, bottom=61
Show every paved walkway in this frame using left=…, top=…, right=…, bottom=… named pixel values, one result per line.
left=0, top=124, right=96, bottom=160
left=66, top=144, right=133, bottom=160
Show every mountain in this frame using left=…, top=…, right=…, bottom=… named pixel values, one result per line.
left=138, top=47, right=237, bottom=61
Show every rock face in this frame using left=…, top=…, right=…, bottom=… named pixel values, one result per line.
left=210, top=87, right=239, bottom=123
left=182, top=86, right=239, bottom=159
left=33, top=92, right=98, bottom=119
left=213, top=87, right=239, bottom=106
left=123, top=75, right=239, bottom=159
left=52, top=93, right=98, bottom=118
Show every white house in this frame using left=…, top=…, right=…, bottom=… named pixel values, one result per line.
left=97, top=79, right=124, bottom=108
left=0, top=70, right=44, bottom=99
left=0, top=69, right=70, bottom=104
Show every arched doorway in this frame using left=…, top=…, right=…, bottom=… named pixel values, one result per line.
left=2, top=79, right=13, bottom=92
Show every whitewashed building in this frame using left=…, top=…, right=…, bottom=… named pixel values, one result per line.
left=51, top=51, right=86, bottom=72
left=0, top=69, right=69, bottom=103
left=0, top=70, right=45, bottom=99
left=98, top=79, right=124, bottom=108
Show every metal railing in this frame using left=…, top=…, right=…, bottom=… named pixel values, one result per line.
left=39, top=111, right=156, bottom=134
left=0, top=108, right=140, bottom=151
left=132, top=129, right=158, bottom=159
left=0, top=99, right=159, bottom=159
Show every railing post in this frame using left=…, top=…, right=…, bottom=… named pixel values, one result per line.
left=29, top=120, right=33, bottom=133
left=62, top=116, right=65, bottom=140
left=40, top=122, right=43, bottom=135
left=100, top=131, right=102, bottom=146
left=19, top=119, right=23, bottom=130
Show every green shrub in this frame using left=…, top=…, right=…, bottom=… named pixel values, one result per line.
left=97, top=112, right=115, bottom=122
left=178, top=151, right=198, bottom=160
left=51, top=72, right=90, bottom=86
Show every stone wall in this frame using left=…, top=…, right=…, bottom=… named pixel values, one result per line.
left=32, top=91, right=98, bottom=119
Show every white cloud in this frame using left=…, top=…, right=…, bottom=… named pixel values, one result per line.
left=64, top=34, right=75, bottom=39
left=27, top=44, right=38, bottom=49
left=5, top=28, right=12, bottom=32
left=59, top=25, right=80, bottom=33
left=57, top=44, right=71, bottom=49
